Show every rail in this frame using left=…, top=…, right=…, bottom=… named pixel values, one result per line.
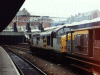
left=4, top=47, right=47, bottom=75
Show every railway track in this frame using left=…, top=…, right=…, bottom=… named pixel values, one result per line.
left=3, top=47, right=47, bottom=75
left=2, top=45, right=83, bottom=75
left=3, top=45, right=31, bottom=53
left=65, top=55, right=100, bottom=75
left=3, top=45, right=98, bottom=75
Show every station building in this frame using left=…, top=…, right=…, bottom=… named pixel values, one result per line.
left=4, top=8, right=51, bottom=32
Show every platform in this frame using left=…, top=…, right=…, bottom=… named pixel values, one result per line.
left=0, top=46, right=20, bottom=75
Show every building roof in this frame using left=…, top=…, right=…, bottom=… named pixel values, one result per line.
left=16, top=8, right=30, bottom=16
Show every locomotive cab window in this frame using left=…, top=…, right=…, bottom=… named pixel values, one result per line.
left=57, top=28, right=64, bottom=36
left=64, top=27, right=70, bottom=33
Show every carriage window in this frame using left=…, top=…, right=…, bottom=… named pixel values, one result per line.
left=47, top=36, right=50, bottom=45
left=95, top=29, right=100, bottom=40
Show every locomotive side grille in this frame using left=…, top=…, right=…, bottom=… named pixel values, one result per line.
left=61, top=35, right=66, bottom=53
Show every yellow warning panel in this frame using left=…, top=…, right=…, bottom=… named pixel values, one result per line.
left=61, top=35, right=67, bottom=52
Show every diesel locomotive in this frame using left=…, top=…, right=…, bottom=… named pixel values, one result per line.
left=29, top=25, right=70, bottom=56
left=29, top=18, right=100, bottom=62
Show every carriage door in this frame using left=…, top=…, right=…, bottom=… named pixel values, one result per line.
left=88, top=29, right=93, bottom=57
left=93, top=29, right=100, bottom=59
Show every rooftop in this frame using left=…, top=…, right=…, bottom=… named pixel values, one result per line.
left=16, top=8, right=30, bottom=16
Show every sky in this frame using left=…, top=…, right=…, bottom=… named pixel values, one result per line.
left=20, top=0, right=100, bottom=17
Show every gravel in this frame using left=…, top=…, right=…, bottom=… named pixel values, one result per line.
left=5, top=47, right=80, bottom=75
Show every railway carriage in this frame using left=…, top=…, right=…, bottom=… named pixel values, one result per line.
left=61, top=18, right=100, bottom=62
left=66, top=26, right=100, bottom=61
